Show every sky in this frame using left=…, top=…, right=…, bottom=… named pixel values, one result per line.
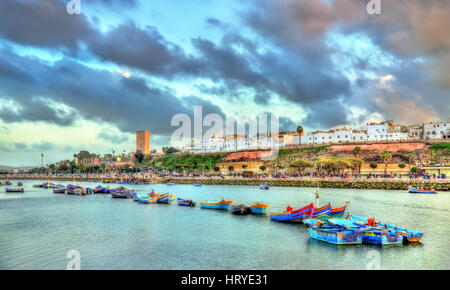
left=0, top=0, right=449, bottom=166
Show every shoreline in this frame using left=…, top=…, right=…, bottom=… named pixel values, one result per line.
left=3, top=175, right=449, bottom=191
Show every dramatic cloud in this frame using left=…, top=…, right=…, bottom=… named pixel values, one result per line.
left=0, top=49, right=222, bottom=135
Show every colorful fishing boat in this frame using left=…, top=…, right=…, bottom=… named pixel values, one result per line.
left=157, top=193, right=176, bottom=204
left=66, top=184, right=83, bottom=195
left=311, top=203, right=331, bottom=220
left=139, top=196, right=158, bottom=204
left=260, top=183, right=269, bottom=190
left=93, top=185, right=111, bottom=194
left=330, top=201, right=350, bottom=218
left=350, top=214, right=423, bottom=243
left=4, top=180, right=12, bottom=186
left=200, top=199, right=233, bottom=210
left=307, top=220, right=363, bottom=245
left=230, top=204, right=251, bottom=215
left=53, top=187, right=66, bottom=194
left=5, top=188, right=24, bottom=193
left=329, top=219, right=403, bottom=246
left=248, top=203, right=269, bottom=215
left=177, top=198, right=196, bottom=207
left=408, top=185, right=437, bottom=194
left=194, top=183, right=202, bottom=187
left=17, top=181, right=23, bottom=186
left=269, top=203, right=314, bottom=223
left=111, top=187, right=134, bottom=198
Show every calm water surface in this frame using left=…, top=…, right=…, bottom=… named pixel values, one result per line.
left=0, top=180, right=449, bottom=269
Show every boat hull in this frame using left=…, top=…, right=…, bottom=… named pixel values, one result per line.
left=200, top=201, right=233, bottom=210
left=350, top=214, right=423, bottom=243
left=230, top=205, right=251, bottom=215
left=308, top=227, right=363, bottom=245
left=111, top=192, right=131, bottom=198
left=408, top=186, right=437, bottom=194
left=177, top=198, right=196, bottom=207
left=5, top=188, right=24, bottom=193
left=361, top=230, right=403, bottom=245
left=269, top=203, right=314, bottom=223
left=53, top=189, right=66, bottom=194
left=248, top=204, right=269, bottom=215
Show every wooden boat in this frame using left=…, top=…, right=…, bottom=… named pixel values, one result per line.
left=330, top=201, right=350, bottom=218
left=111, top=192, right=132, bottom=198
left=200, top=200, right=233, bottom=210
left=311, top=203, right=331, bottom=220
left=248, top=203, right=269, bottom=215
left=408, top=185, right=437, bottom=194
left=307, top=220, right=363, bottom=245
left=260, top=183, right=269, bottom=190
left=5, top=188, right=24, bottom=193
left=177, top=198, right=196, bottom=207
left=350, top=214, right=423, bottom=243
left=329, top=219, right=403, bottom=246
left=269, top=203, right=314, bottom=223
left=53, top=187, right=66, bottom=194
left=93, top=185, right=111, bottom=194
left=111, top=187, right=134, bottom=198
left=139, top=196, right=158, bottom=204
left=230, top=204, right=251, bottom=215
left=157, top=193, right=175, bottom=204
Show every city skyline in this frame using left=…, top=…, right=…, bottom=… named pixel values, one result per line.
left=1, top=0, right=449, bottom=166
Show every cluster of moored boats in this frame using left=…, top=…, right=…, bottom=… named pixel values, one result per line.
left=2, top=181, right=426, bottom=246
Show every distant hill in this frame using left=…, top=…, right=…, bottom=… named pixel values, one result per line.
left=0, top=165, right=36, bottom=170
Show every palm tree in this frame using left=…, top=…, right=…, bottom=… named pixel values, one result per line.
left=380, top=150, right=392, bottom=175
left=352, top=146, right=361, bottom=159
left=297, top=125, right=304, bottom=145
left=407, top=152, right=414, bottom=170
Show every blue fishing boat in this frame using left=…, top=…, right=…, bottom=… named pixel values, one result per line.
left=200, top=199, right=233, bottom=210
left=194, top=183, right=202, bottom=187
left=408, top=185, right=437, bottom=194
left=53, top=187, right=66, bottom=194
left=307, top=220, right=363, bottom=245
left=177, top=198, right=196, bottom=207
left=4, top=180, right=12, bottom=186
left=350, top=214, right=423, bottom=243
left=269, top=203, right=314, bottom=223
left=5, top=188, right=24, bottom=193
left=260, top=183, right=269, bottom=190
left=157, top=193, right=175, bottom=204
left=329, top=219, right=403, bottom=246
left=93, top=185, right=111, bottom=194
left=311, top=203, right=331, bottom=220
left=248, top=203, right=269, bottom=215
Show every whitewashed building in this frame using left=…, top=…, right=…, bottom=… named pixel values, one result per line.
left=301, top=121, right=408, bottom=145
left=423, top=119, right=450, bottom=140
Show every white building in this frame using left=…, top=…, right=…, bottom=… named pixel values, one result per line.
left=301, top=121, right=408, bottom=145
left=423, top=119, right=450, bottom=140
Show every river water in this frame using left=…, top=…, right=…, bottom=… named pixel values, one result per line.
left=0, top=180, right=448, bottom=270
